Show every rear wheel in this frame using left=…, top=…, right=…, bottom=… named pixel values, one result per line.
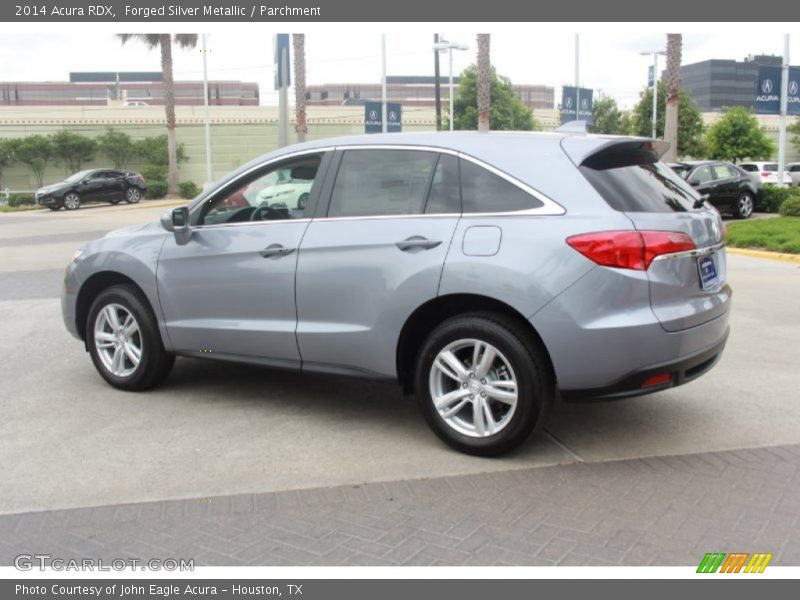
left=735, top=191, right=754, bottom=219
left=86, top=285, right=174, bottom=391
left=124, top=187, right=142, bottom=204
left=63, top=192, right=81, bottom=210
left=414, top=312, right=553, bottom=456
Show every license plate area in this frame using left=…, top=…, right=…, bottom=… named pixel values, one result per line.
left=697, top=253, right=719, bottom=289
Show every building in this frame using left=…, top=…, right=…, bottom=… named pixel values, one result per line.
left=681, top=55, right=795, bottom=112
left=306, top=76, right=554, bottom=110
left=0, top=72, right=259, bottom=107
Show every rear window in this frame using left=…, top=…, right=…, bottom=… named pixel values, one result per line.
left=763, top=164, right=778, bottom=172
left=579, top=147, right=701, bottom=213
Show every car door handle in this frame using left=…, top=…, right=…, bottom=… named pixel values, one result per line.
left=259, top=244, right=295, bottom=258
left=395, top=236, right=442, bottom=252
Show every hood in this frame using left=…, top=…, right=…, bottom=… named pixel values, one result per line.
left=103, top=221, right=164, bottom=238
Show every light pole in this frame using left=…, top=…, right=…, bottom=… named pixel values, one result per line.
left=778, top=34, right=790, bottom=188
left=640, top=49, right=666, bottom=139
left=433, top=39, right=469, bottom=131
left=201, top=34, right=212, bottom=186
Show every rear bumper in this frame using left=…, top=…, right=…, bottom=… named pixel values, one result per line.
left=560, top=330, right=728, bottom=401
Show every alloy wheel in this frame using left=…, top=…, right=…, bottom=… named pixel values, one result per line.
left=64, top=193, right=80, bottom=210
left=739, top=193, right=753, bottom=218
left=93, top=303, right=142, bottom=378
left=428, top=338, right=518, bottom=438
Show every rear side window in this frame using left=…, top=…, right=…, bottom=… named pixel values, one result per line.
left=580, top=148, right=700, bottom=213
left=460, top=158, right=543, bottom=213
left=712, top=164, right=738, bottom=179
left=328, top=150, right=437, bottom=218
left=424, top=154, right=461, bottom=214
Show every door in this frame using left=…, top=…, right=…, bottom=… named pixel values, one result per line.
left=105, top=170, right=127, bottom=202
left=77, top=171, right=111, bottom=202
left=157, top=152, right=329, bottom=366
left=710, top=163, right=740, bottom=210
left=295, top=148, right=461, bottom=378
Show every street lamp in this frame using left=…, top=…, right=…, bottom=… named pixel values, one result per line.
left=433, top=38, right=469, bottom=131
left=640, top=49, right=666, bottom=139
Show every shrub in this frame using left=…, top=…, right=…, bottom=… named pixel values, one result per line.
left=759, top=186, right=792, bottom=213
left=145, top=180, right=168, bottom=200
left=779, top=195, right=800, bottom=217
left=7, top=193, right=36, bottom=207
left=179, top=181, right=201, bottom=199
left=140, top=164, right=168, bottom=183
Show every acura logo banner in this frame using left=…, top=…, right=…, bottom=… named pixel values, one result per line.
left=756, top=65, right=800, bottom=115
left=561, top=86, right=593, bottom=124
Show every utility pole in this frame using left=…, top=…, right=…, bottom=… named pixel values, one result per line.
left=201, top=34, right=212, bottom=185
left=381, top=34, right=387, bottom=133
left=434, top=34, right=442, bottom=131
left=575, top=34, right=580, bottom=123
left=640, top=49, right=666, bottom=139
left=778, top=34, right=790, bottom=188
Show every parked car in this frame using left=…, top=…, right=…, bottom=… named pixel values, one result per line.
left=739, top=161, right=792, bottom=186
left=36, top=169, right=147, bottom=211
left=668, top=160, right=761, bottom=218
left=61, top=132, right=730, bottom=456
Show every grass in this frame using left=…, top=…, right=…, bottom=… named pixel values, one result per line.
left=0, top=204, right=44, bottom=213
left=726, top=217, right=800, bottom=254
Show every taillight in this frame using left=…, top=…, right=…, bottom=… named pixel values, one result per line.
left=761, top=172, right=771, bottom=177
left=566, top=230, right=696, bottom=271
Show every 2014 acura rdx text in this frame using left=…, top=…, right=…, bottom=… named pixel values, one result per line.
left=61, top=131, right=731, bottom=456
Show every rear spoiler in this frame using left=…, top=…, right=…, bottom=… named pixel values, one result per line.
left=561, top=136, right=670, bottom=168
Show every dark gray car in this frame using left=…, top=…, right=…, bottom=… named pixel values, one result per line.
left=61, top=132, right=731, bottom=456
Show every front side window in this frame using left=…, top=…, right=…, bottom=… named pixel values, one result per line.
left=460, top=158, right=544, bottom=213
left=328, top=150, right=437, bottom=218
left=201, top=155, right=321, bottom=225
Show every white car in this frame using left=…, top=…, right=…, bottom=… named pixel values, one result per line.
left=739, top=162, right=792, bottom=185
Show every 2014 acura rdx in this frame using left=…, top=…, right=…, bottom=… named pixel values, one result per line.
left=61, top=131, right=731, bottom=456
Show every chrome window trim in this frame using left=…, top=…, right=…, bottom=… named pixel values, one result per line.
left=652, top=241, right=726, bottom=262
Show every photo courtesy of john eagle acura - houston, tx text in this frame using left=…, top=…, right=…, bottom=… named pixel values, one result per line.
left=61, top=130, right=730, bottom=456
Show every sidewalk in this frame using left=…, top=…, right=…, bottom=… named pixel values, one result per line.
left=2, top=444, right=798, bottom=567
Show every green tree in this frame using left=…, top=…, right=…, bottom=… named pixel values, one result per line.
left=134, top=135, right=187, bottom=166
left=50, top=130, right=97, bottom=175
left=0, top=138, right=15, bottom=190
left=631, top=81, right=705, bottom=157
left=11, top=135, right=53, bottom=188
left=451, top=65, right=537, bottom=131
left=789, top=118, right=800, bottom=153
left=118, top=34, right=198, bottom=197
left=97, top=128, right=136, bottom=169
left=591, top=95, right=626, bottom=134
left=705, top=106, right=774, bottom=163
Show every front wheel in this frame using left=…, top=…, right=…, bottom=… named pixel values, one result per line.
left=414, top=313, right=553, bottom=456
left=86, top=285, right=174, bottom=391
left=735, top=191, right=754, bottom=219
left=63, top=192, right=81, bottom=210
left=124, top=187, right=142, bottom=204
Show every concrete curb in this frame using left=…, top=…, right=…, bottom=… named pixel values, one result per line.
left=727, top=247, right=800, bottom=264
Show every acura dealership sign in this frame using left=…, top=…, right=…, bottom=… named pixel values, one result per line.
left=756, top=66, right=800, bottom=115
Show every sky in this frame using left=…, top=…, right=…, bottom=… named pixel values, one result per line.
left=0, top=26, right=797, bottom=109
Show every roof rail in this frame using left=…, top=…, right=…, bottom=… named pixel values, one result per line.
left=555, top=120, right=589, bottom=135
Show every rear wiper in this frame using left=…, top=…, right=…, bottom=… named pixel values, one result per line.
left=693, top=194, right=709, bottom=209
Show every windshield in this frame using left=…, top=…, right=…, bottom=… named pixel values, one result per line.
left=64, top=170, right=93, bottom=183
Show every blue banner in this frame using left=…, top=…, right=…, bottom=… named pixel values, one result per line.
left=274, top=33, right=290, bottom=90
left=561, top=86, right=593, bottom=124
left=365, top=101, right=402, bottom=133
left=756, top=66, right=800, bottom=115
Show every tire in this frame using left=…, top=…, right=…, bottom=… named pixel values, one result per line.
left=413, top=312, right=553, bottom=456
left=109, top=198, right=121, bottom=205
left=735, top=191, right=754, bottom=219
left=297, top=192, right=309, bottom=210
left=86, top=284, right=174, bottom=391
left=124, top=187, right=142, bottom=204
left=63, top=192, right=81, bottom=211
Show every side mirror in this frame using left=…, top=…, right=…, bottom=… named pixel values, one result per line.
left=161, top=206, right=192, bottom=245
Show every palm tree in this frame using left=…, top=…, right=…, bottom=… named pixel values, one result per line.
left=117, top=34, right=198, bottom=198
left=476, top=34, right=491, bottom=133
left=664, top=34, right=682, bottom=162
left=293, top=34, right=308, bottom=144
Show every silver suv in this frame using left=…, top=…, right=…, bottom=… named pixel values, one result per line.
left=61, top=132, right=731, bottom=456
